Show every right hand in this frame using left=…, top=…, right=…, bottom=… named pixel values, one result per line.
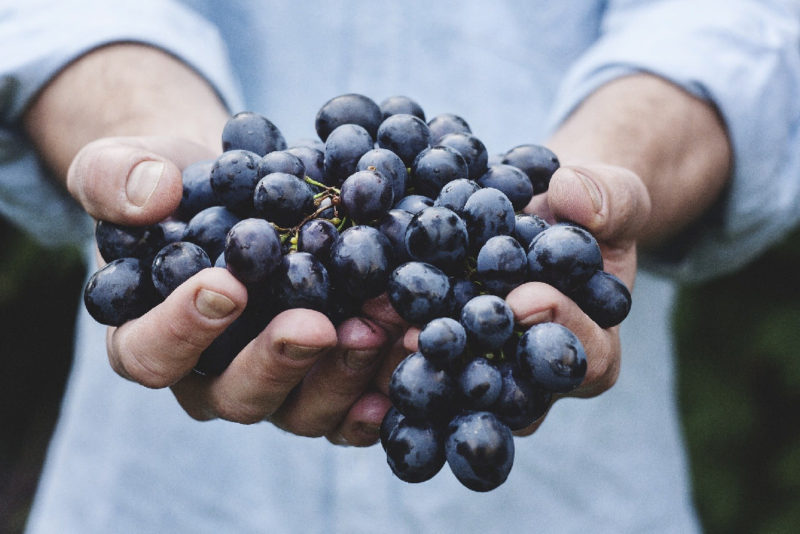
left=71, top=135, right=401, bottom=446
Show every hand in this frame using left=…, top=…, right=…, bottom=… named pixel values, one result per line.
left=70, top=135, right=401, bottom=445
left=378, top=163, right=651, bottom=436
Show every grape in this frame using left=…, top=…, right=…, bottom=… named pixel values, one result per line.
left=183, top=206, right=241, bottom=261
left=83, top=257, right=157, bottom=326
left=385, top=419, right=445, bottom=483
left=315, top=93, right=382, bottom=142
left=394, top=194, right=434, bottom=214
left=427, top=113, right=471, bottom=144
left=151, top=241, right=212, bottom=298
left=389, top=351, right=456, bottom=423
left=223, top=218, right=282, bottom=286
left=177, top=159, right=216, bottom=220
left=516, top=322, right=587, bottom=393
left=257, top=150, right=305, bottom=179
left=375, top=209, right=413, bottom=265
left=437, top=132, right=488, bottom=181
left=380, top=95, right=426, bottom=121
left=501, top=143, right=559, bottom=195
left=458, top=357, right=503, bottom=410
left=433, top=178, right=481, bottom=217
left=329, top=225, right=393, bottom=301
left=387, top=261, right=452, bottom=325
left=405, top=206, right=469, bottom=274
left=513, top=214, right=549, bottom=249
left=410, top=146, right=469, bottom=199
left=462, top=187, right=516, bottom=253
left=95, top=220, right=166, bottom=263
left=380, top=406, right=406, bottom=451
left=475, top=235, right=528, bottom=297
left=477, top=164, right=534, bottom=211
left=221, top=111, right=287, bottom=156
left=159, top=219, right=187, bottom=244
left=297, top=218, right=339, bottom=263
left=445, top=411, right=514, bottom=492
left=491, top=361, right=551, bottom=430
left=418, top=317, right=467, bottom=370
left=286, top=145, right=326, bottom=185
left=323, top=123, right=375, bottom=186
left=527, top=222, right=603, bottom=293
left=460, top=295, right=514, bottom=352
left=377, top=113, right=432, bottom=166
left=209, top=149, right=262, bottom=214
left=271, top=252, right=330, bottom=312
left=252, top=172, right=315, bottom=227
left=340, top=169, right=395, bottom=224
left=357, top=148, right=408, bottom=203
left=569, top=270, right=632, bottom=328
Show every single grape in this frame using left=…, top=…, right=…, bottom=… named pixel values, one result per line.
left=328, top=225, right=393, bottom=300
left=516, top=322, right=587, bottom=393
left=151, top=241, right=212, bottom=298
left=569, top=270, right=632, bottom=328
left=376, top=209, right=413, bottom=265
left=449, top=277, right=480, bottom=318
left=221, top=111, right=287, bottom=156
left=475, top=235, right=528, bottom=297
left=389, top=351, right=456, bottom=423
left=83, top=258, right=157, bottom=326
left=526, top=222, right=603, bottom=293
left=271, top=252, right=331, bottom=312
left=323, top=123, right=375, bottom=186
left=434, top=178, right=481, bottom=217
left=491, top=360, right=551, bottom=430
left=477, top=164, right=534, bottom=211
left=257, top=150, right=305, bottom=179
left=357, top=148, right=408, bottom=203
left=418, top=317, right=467, bottom=370
left=380, top=95, right=426, bottom=121
left=437, top=132, right=488, bottom=181
left=223, top=218, right=282, bottom=286
left=95, top=220, right=166, bottom=263
left=315, top=93, right=382, bottom=142
left=458, top=357, right=503, bottom=410
left=501, top=143, right=559, bottom=195
left=209, top=149, right=262, bottom=213
left=385, top=418, right=445, bottom=484
left=177, top=159, right=216, bottom=221
left=395, top=194, right=434, bottom=214
left=252, top=172, right=315, bottom=227
left=411, top=146, right=469, bottom=199
left=286, top=145, right=326, bottom=185
left=297, top=218, right=339, bottom=263
left=159, top=219, right=187, bottom=244
left=377, top=113, right=432, bottom=166
left=340, top=168, right=395, bottom=224
left=462, top=187, right=516, bottom=253
left=445, top=411, right=514, bottom=492
left=183, top=206, right=241, bottom=260
left=380, top=405, right=406, bottom=451
left=427, top=113, right=471, bottom=144
left=405, top=206, right=469, bottom=274
left=387, top=261, right=452, bottom=325
left=460, top=294, right=515, bottom=351
left=513, top=214, right=549, bottom=249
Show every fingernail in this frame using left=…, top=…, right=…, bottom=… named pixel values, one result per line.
left=518, top=309, right=554, bottom=328
left=355, top=422, right=381, bottom=440
left=572, top=169, right=603, bottom=213
left=195, top=289, right=237, bottom=319
left=127, top=160, right=165, bottom=207
left=283, top=344, right=327, bottom=361
left=344, top=349, right=379, bottom=371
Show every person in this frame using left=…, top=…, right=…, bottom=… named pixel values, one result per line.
left=2, top=1, right=799, bottom=532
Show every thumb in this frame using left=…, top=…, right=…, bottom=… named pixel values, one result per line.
left=546, top=164, right=651, bottom=246
left=67, top=136, right=217, bottom=225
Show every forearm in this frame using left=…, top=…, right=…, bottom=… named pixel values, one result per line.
left=23, top=43, right=230, bottom=181
left=547, top=73, right=732, bottom=246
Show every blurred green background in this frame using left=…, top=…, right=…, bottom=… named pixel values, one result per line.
left=0, top=217, right=798, bottom=533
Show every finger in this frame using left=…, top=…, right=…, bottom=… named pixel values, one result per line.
left=547, top=164, right=651, bottom=246
left=506, top=281, right=620, bottom=398
left=361, top=292, right=409, bottom=340
left=108, top=267, right=247, bottom=388
left=67, top=136, right=217, bottom=225
left=269, top=317, right=388, bottom=436
left=374, top=336, right=413, bottom=396
left=172, top=309, right=339, bottom=424
left=327, top=391, right=393, bottom=447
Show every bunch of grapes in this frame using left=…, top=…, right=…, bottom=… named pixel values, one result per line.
left=82, top=93, right=632, bottom=490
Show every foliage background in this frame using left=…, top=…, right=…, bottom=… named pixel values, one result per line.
left=0, top=217, right=798, bottom=533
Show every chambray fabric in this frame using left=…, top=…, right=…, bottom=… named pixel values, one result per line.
left=0, top=1, right=797, bottom=532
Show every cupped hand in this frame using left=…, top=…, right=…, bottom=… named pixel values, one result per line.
left=70, top=136, right=401, bottom=445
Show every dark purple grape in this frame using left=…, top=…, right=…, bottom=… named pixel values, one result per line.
left=377, top=113, right=432, bottom=166
left=389, top=351, right=456, bottom=423
left=475, top=235, right=528, bottom=297
left=449, top=277, right=480, bottom=318
left=380, top=405, right=406, bottom=451
left=159, top=219, right=187, bottom=244
left=418, top=317, right=467, bottom=370
left=83, top=258, right=157, bottom=326
left=434, top=178, right=481, bottom=217
left=221, top=111, right=286, bottom=156
left=297, top=218, right=339, bottom=262
left=286, top=146, right=326, bottom=185
left=405, top=206, right=469, bottom=274
left=387, top=261, right=452, bottom=325
left=257, top=150, right=305, bottom=179
left=380, top=95, right=426, bottom=121
left=569, top=270, right=632, bottom=328
left=514, top=214, right=549, bottom=249
left=252, top=172, right=315, bottom=227
left=328, top=225, right=393, bottom=300
left=501, top=144, right=559, bottom=195
left=357, top=148, right=408, bottom=203
left=385, top=419, right=445, bottom=483
left=376, top=209, right=413, bottom=264
left=462, top=187, right=516, bottom=253
left=177, top=159, right=216, bottom=220
left=410, top=146, right=469, bottom=199
left=223, top=218, right=282, bottom=286
left=288, top=138, right=325, bottom=152
left=458, top=358, right=503, bottom=410
left=271, top=252, right=330, bottom=312
left=340, top=169, right=394, bottom=224
left=323, top=123, right=375, bottom=186
left=209, top=149, right=262, bottom=213
left=445, top=411, right=514, bottom=492
left=182, top=206, right=241, bottom=262
left=526, top=222, right=603, bottom=293
left=460, top=295, right=514, bottom=351
left=516, top=322, right=587, bottom=393
left=95, top=220, right=166, bottom=263
left=437, top=132, right=488, bottom=181
left=151, top=241, right=212, bottom=298
left=492, top=361, right=551, bottom=430
left=427, top=113, right=471, bottom=144
left=315, top=93, right=382, bottom=142
left=394, top=194, right=434, bottom=214
left=477, top=164, right=534, bottom=211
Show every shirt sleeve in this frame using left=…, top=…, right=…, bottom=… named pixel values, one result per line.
left=545, top=0, right=800, bottom=283
left=0, top=0, right=243, bottom=246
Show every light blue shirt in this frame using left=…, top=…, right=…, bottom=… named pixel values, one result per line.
left=1, top=1, right=799, bottom=532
